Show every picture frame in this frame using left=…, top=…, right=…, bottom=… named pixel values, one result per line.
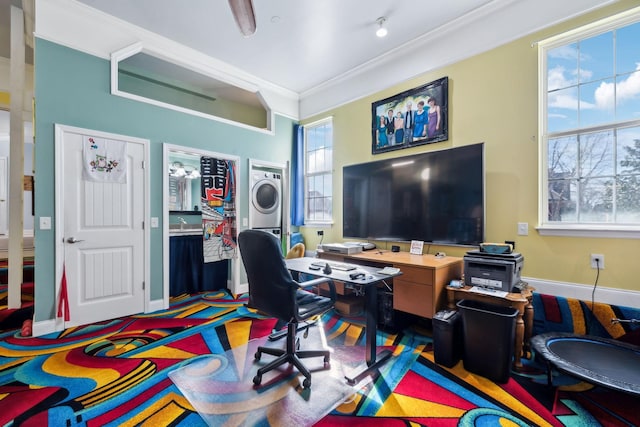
left=410, top=240, right=424, bottom=255
left=371, top=76, right=448, bottom=154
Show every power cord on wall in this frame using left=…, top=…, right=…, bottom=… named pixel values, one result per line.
left=588, top=258, right=601, bottom=334
left=591, top=258, right=600, bottom=311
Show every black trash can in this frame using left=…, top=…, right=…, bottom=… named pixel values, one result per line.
left=456, top=299, right=518, bottom=383
left=432, top=310, right=462, bottom=368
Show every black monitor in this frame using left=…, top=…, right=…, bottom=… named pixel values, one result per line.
left=343, top=143, right=485, bottom=246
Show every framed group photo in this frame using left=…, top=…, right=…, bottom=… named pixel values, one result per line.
left=371, top=76, right=448, bottom=154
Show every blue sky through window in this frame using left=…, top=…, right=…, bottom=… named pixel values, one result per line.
left=547, top=21, right=640, bottom=134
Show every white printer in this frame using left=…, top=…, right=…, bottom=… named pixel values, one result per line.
left=320, top=242, right=363, bottom=255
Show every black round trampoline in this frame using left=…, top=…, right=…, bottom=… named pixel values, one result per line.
left=531, top=332, right=640, bottom=396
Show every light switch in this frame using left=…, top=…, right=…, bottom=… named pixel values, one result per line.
left=243, top=217, right=248, bottom=227
left=517, top=222, right=528, bottom=236
left=40, top=216, right=51, bottom=230
left=151, top=217, right=159, bottom=228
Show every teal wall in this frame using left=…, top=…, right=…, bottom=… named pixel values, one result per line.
left=33, top=39, right=295, bottom=321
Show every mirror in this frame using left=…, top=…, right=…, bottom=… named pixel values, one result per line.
left=168, top=153, right=201, bottom=213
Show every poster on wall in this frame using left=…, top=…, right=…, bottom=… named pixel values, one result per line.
left=200, top=156, right=237, bottom=263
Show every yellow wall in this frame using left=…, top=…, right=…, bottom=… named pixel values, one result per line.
left=301, top=0, right=639, bottom=293
left=0, top=91, right=10, bottom=106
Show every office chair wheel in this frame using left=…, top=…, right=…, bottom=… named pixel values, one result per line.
left=254, top=351, right=261, bottom=361
left=253, top=374, right=262, bottom=385
left=303, top=377, right=311, bottom=388
left=324, top=355, right=330, bottom=365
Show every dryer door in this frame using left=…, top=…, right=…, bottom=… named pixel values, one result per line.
left=252, top=179, right=280, bottom=214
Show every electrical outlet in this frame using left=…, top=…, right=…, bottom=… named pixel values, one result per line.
left=317, top=230, right=324, bottom=236
left=590, top=254, right=605, bottom=269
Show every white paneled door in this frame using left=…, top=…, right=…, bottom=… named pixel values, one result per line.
left=56, top=125, right=148, bottom=327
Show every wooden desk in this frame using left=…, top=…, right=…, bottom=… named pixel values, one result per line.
left=446, top=285, right=534, bottom=370
left=319, top=250, right=463, bottom=319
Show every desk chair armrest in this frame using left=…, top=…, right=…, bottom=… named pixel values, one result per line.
left=298, top=277, right=337, bottom=302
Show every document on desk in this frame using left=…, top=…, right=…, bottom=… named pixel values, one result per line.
left=377, top=266, right=400, bottom=275
left=469, top=286, right=508, bottom=298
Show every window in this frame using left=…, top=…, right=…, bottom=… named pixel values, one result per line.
left=304, top=118, right=333, bottom=224
left=538, top=7, right=640, bottom=237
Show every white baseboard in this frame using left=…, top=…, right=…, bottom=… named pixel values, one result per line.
left=524, top=276, right=640, bottom=308
left=234, top=282, right=249, bottom=296
left=147, top=298, right=167, bottom=313
left=27, top=277, right=637, bottom=338
left=31, top=317, right=63, bottom=337
left=32, top=300, right=166, bottom=337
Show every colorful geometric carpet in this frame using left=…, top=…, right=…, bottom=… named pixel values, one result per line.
left=0, top=256, right=35, bottom=331
left=0, top=290, right=638, bottom=426
left=0, top=282, right=34, bottom=331
left=169, top=323, right=360, bottom=426
left=0, top=256, right=34, bottom=284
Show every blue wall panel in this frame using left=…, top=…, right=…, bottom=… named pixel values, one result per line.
left=33, top=39, right=294, bottom=321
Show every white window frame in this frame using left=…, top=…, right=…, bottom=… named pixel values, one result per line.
left=303, top=117, right=334, bottom=226
left=537, top=6, right=640, bottom=239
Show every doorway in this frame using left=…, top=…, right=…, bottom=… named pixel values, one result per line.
left=249, top=159, right=289, bottom=250
left=163, top=144, right=242, bottom=302
left=0, top=109, right=34, bottom=330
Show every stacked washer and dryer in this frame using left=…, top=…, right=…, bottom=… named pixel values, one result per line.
left=250, top=169, right=282, bottom=239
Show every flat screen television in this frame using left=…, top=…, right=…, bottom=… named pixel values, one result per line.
left=343, top=143, right=484, bottom=246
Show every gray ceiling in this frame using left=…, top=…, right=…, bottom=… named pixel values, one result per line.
left=0, top=0, right=620, bottom=119
left=73, top=0, right=617, bottom=96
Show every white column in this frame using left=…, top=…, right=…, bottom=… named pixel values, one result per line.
left=8, top=5, right=26, bottom=309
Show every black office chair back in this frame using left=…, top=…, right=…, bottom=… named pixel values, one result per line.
left=238, top=229, right=298, bottom=321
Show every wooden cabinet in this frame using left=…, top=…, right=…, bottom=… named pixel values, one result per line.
left=318, top=250, right=462, bottom=319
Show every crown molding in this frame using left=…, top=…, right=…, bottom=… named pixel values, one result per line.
left=298, top=0, right=618, bottom=119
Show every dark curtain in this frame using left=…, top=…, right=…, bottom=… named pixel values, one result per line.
left=291, top=124, right=305, bottom=226
left=169, top=235, right=229, bottom=296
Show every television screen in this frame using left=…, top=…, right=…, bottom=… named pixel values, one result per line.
left=343, top=143, right=484, bottom=246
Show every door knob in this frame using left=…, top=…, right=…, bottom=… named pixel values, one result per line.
left=66, top=237, right=84, bottom=243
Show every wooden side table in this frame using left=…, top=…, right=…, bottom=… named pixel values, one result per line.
left=446, top=284, right=534, bottom=370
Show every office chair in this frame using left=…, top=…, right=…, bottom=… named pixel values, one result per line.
left=265, top=241, right=307, bottom=340
left=238, top=229, right=337, bottom=388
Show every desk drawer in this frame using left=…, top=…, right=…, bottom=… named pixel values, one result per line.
left=393, top=279, right=434, bottom=318
left=395, top=265, right=432, bottom=286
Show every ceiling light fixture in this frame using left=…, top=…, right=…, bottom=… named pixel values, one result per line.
left=169, top=162, right=202, bottom=179
left=376, top=17, right=388, bottom=38
left=228, top=0, right=257, bottom=37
